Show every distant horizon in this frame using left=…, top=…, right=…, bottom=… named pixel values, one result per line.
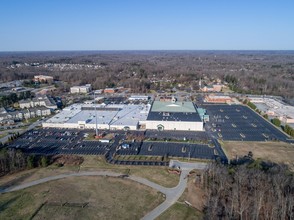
left=1, top=49, right=294, bottom=53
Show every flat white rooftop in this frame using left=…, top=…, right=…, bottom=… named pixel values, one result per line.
left=250, top=97, right=294, bottom=119
left=43, top=103, right=151, bottom=129
left=46, top=104, right=81, bottom=123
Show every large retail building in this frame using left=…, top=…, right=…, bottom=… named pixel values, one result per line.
left=42, top=99, right=204, bottom=131
left=145, top=100, right=203, bottom=131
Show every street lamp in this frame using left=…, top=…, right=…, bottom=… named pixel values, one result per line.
left=94, top=91, right=98, bottom=137
left=188, top=145, right=191, bottom=161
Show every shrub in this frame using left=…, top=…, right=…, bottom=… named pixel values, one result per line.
left=40, top=156, right=49, bottom=167
left=271, top=118, right=281, bottom=127
left=27, top=155, right=35, bottom=169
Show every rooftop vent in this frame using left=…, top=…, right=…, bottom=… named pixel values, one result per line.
left=171, top=96, right=177, bottom=103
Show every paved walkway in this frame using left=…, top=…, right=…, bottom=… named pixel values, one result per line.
left=0, top=161, right=207, bottom=220
left=142, top=161, right=208, bottom=220
left=141, top=169, right=190, bottom=220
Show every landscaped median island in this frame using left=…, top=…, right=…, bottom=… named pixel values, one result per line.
left=114, top=155, right=167, bottom=162
left=144, top=138, right=209, bottom=145
left=84, top=132, right=116, bottom=142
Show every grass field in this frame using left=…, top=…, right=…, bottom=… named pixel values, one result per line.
left=0, top=176, right=164, bottom=220
left=157, top=171, right=205, bottom=220
left=0, top=155, right=181, bottom=219
left=170, top=157, right=212, bottom=163
left=79, top=156, right=179, bottom=187
left=0, top=155, right=179, bottom=190
left=157, top=202, right=203, bottom=220
left=0, top=133, right=7, bottom=139
left=222, top=141, right=294, bottom=170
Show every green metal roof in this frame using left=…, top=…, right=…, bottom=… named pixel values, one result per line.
left=151, top=101, right=196, bottom=113
left=197, top=108, right=206, bottom=115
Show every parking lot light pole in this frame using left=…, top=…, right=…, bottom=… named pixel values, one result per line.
left=94, top=91, right=98, bottom=137
left=188, top=145, right=190, bottom=161
left=189, top=151, right=190, bottom=161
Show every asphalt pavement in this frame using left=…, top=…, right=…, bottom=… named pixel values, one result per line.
left=8, top=128, right=223, bottom=163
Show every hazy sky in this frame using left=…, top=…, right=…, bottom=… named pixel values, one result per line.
left=1, top=0, right=294, bottom=51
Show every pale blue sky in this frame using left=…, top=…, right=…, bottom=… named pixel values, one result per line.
left=0, top=0, right=293, bottom=51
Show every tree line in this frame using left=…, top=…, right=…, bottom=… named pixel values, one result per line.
left=0, top=91, right=32, bottom=108
left=0, top=147, right=49, bottom=177
left=202, top=160, right=294, bottom=220
left=0, top=51, right=293, bottom=99
left=283, top=124, right=294, bottom=137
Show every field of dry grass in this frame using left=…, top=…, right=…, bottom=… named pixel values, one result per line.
left=157, top=171, right=205, bottom=220
left=179, top=174, right=205, bottom=210
left=222, top=141, right=294, bottom=169
left=157, top=202, right=203, bottom=220
left=0, top=155, right=179, bottom=192
left=80, top=156, right=179, bottom=187
left=0, top=176, right=164, bottom=220
left=0, top=155, right=184, bottom=219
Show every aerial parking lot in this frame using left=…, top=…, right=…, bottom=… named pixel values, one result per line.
left=9, top=129, right=112, bottom=156
left=8, top=103, right=290, bottom=165
left=203, top=104, right=291, bottom=142
left=139, top=142, right=216, bottom=160
left=7, top=128, right=226, bottom=164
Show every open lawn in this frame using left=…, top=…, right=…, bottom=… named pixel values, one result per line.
left=0, top=176, right=164, bottom=220
left=170, top=157, right=212, bottom=163
left=80, top=156, right=179, bottom=187
left=0, top=155, right=179, bottom=189
left=0, top=133, right=7, bottom=139
left=157, top=202, right=203, bottom=220
left=222, top=141, right=294, bottom=170
left=25, top=117, right=41, bottom=124
left=158, top=171, right=205, bottom=220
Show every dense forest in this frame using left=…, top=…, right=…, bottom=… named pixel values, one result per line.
left=202, top=160, right=294, bottom=220
left=0, top=51, right=293, bottom=99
